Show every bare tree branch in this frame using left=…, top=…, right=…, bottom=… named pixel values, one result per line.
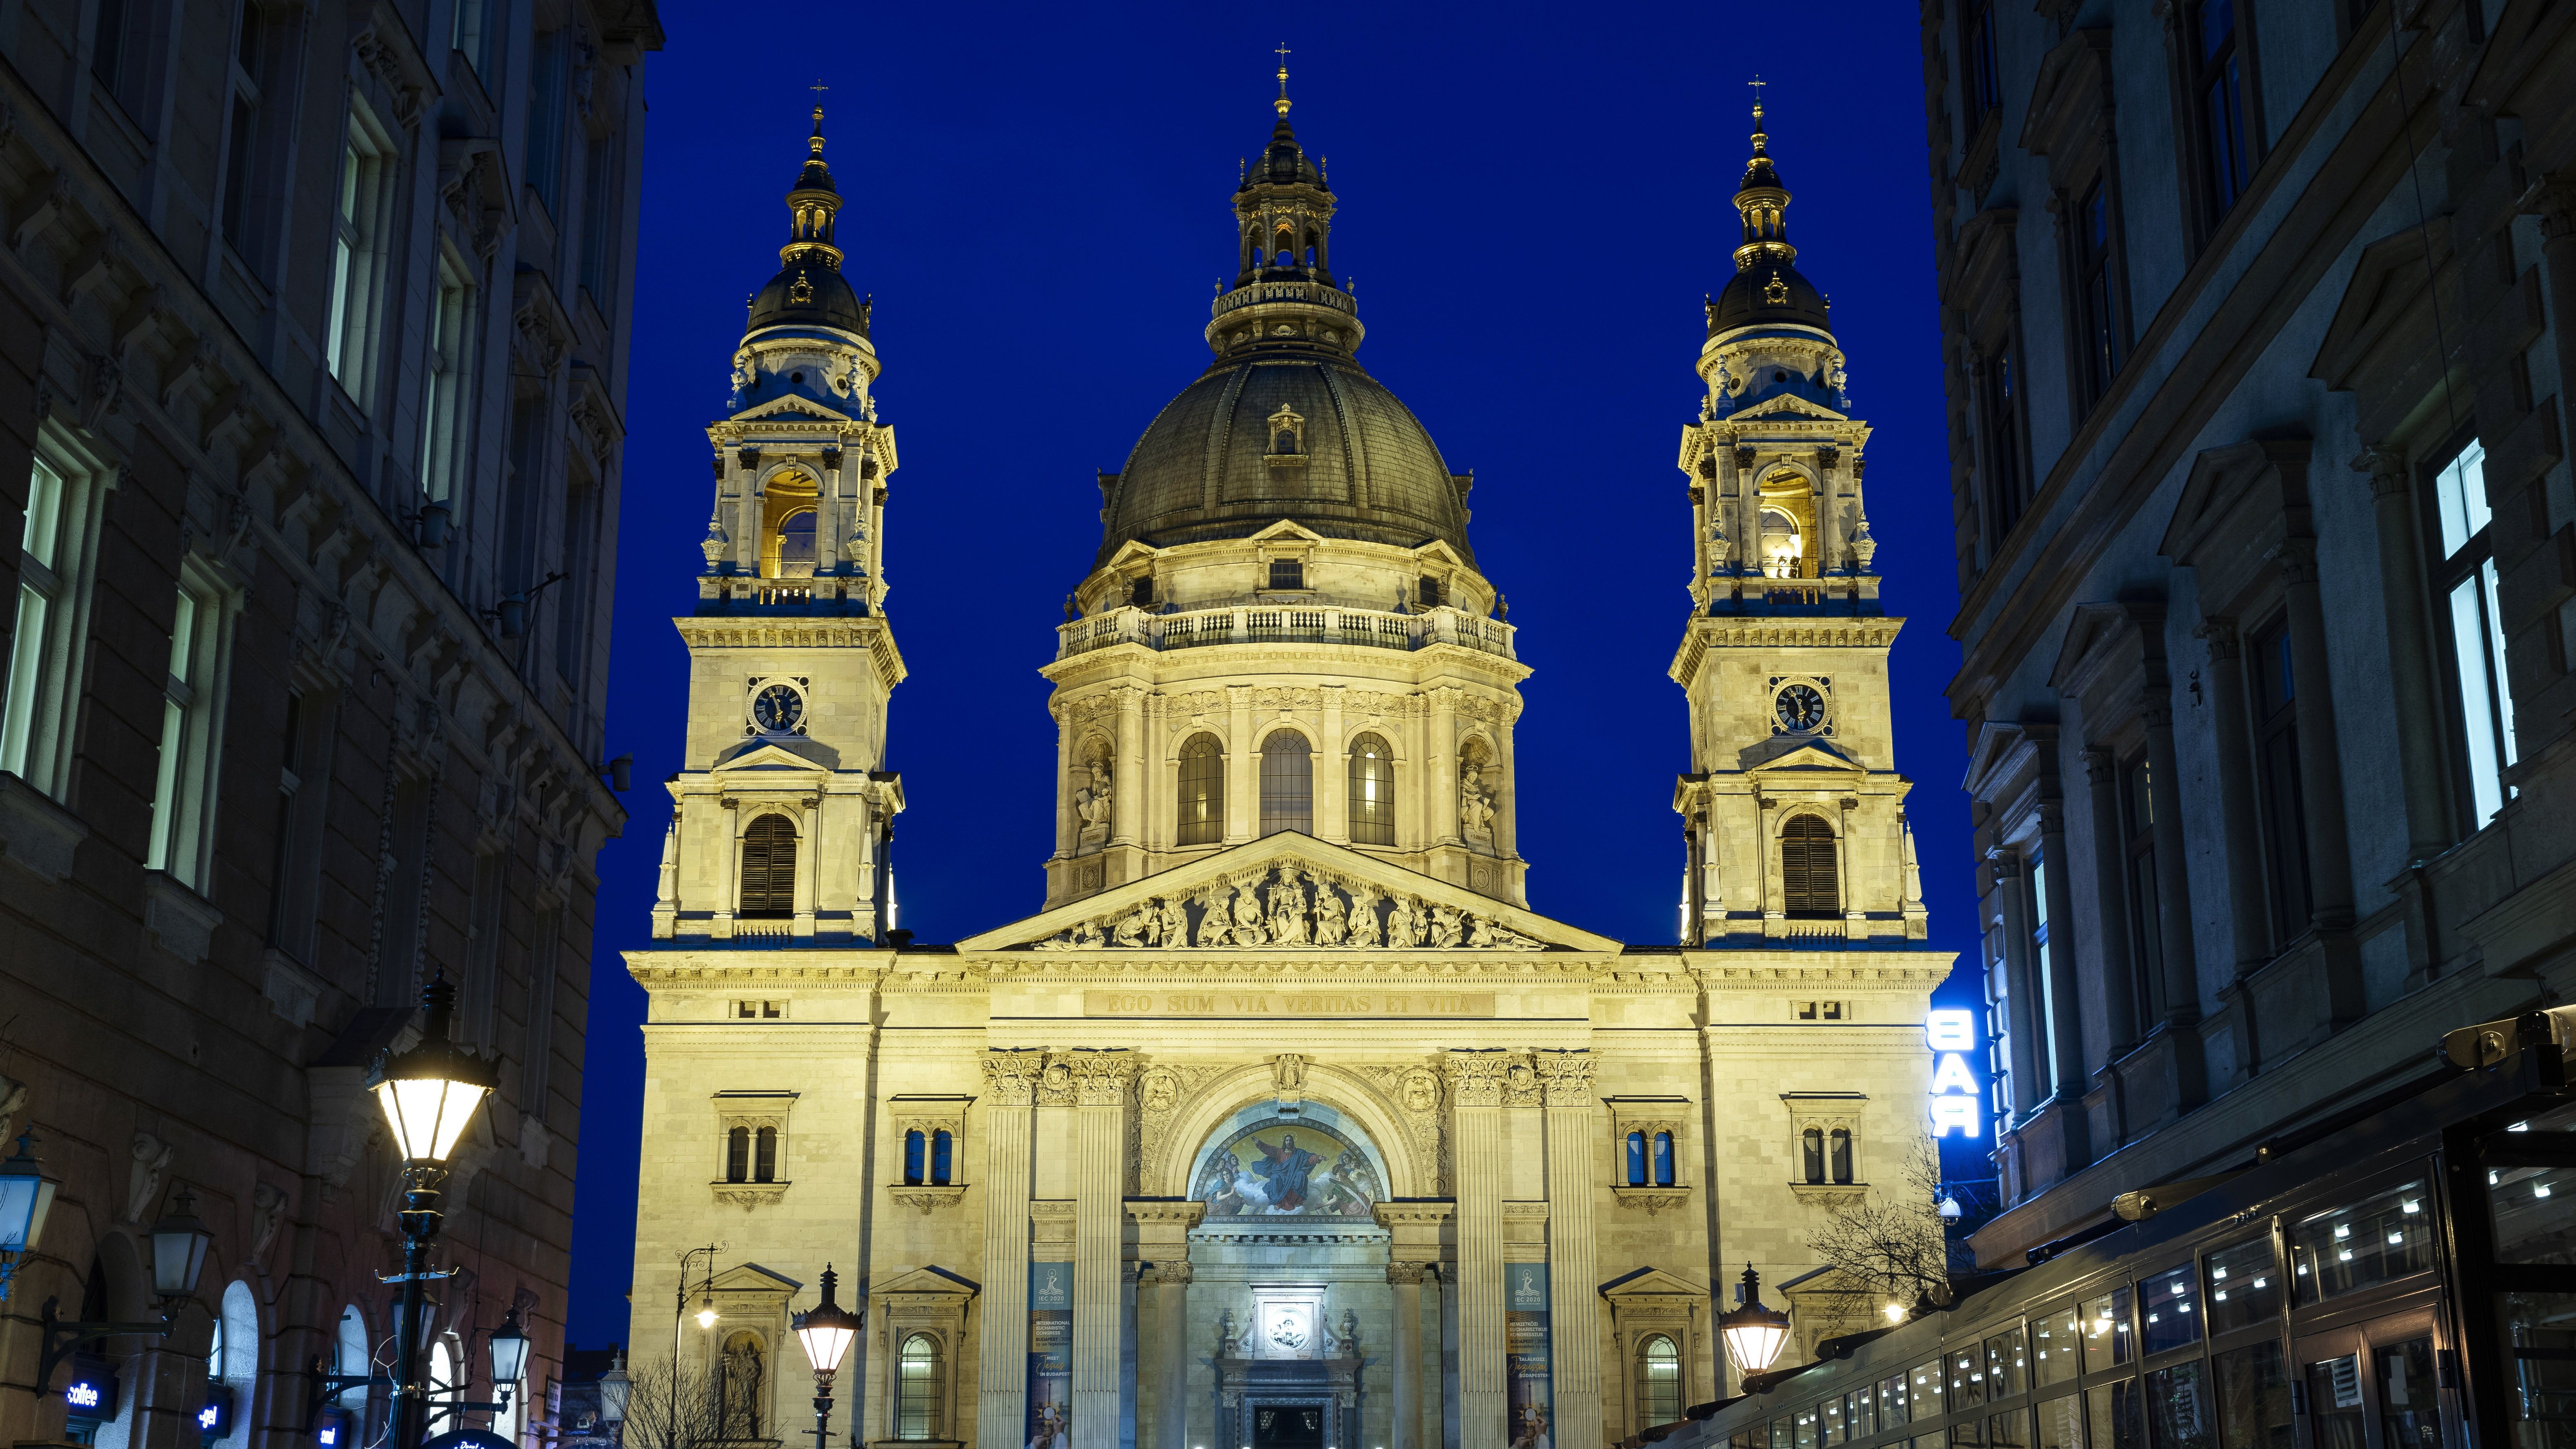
left=610, top=1356, right=729, bottom=1449
left=1802, top=1134, right=1970, bottom=1330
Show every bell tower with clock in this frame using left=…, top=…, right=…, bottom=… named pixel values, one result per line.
left=1670, top=100, right=1928, bottom=947
left=649, top=109, right=908, bottom=944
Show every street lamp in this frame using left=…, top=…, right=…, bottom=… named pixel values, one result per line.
left=367, top=973, right=498, bottom=1449
left=148, top=1188, right=215, bottom=1299
left=598, top=1351, right=631, bottom=1430
left=487, top=1306, right=531, bottom=1398
left=0, top=1132, right=61, bottom=1304
left=790, top=1265, right=863, bottom=1449
left=1717, top=1264, right=1791, bottom=1382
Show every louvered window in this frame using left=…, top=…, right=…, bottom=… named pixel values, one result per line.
left=1781, top=814, right=1840, bottom=916
left=740, top=814, right=797, bottom=917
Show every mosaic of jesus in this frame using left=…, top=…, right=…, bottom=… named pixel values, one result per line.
left=1193, top=1120, right=1382, bottom=1218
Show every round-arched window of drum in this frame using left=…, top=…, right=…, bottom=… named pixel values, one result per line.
left=740, top=815, right=797, bottom=917
left=1347, top=733, right=1394, bottom=846
left=1177, top=735, right=1224, bottom=846
left=1260, top=731, right=1313, bottom=837
left=1639, top=1334, right=1682, bottom=1427
left=1781, top=814, right=1840, bottom=916
left=897, top=1334, right=939, bottom=1439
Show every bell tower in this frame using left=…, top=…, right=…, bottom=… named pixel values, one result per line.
left=650, top=108, right=907, bottom=944
left=1671, top=99, right=1927, bottom=947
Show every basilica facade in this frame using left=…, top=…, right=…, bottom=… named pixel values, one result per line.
left=624, top=88, right=1950, bottom=1449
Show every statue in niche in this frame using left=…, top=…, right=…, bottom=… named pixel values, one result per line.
left=1460, top=777, right=1497, bottom=848
left=1347, top=887, right=1383, bottom=948
left=1312, top=881, right=1347, bottom=946
left=1269, top=870, right=1310, bottom=946
left=1273, top=1054, right=1307, bottom=1093
left=718, top=1332, right=765, bottom=1439
left=1156, top=896, right=1190, bottom=950
left=1229, top=883, right=1269, bottom=947
left=1072, top=755, right=1113, bottom=843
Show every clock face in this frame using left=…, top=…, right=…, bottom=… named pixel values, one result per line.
left=1774, top=683, right=1828, bottom=733
left=752, top=683, right=805, bottom=734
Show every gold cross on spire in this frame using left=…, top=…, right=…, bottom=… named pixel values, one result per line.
left=1747, top=74, right=1765, bottom=124
left=1275, top=42, right=1292, bottom=116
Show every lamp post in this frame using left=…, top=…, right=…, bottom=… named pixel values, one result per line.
left=789, top=1266, right=862, bottom=1449
left=37, top=1172, right=216, bottom=1390
left=1717, top=1263, right=1791, bottom=1389
left=0, top=1132, right=61, bottom=1304
left=599, top=1350, right=631, bottom=1444
left=367, top=973, right=499, bottom=1449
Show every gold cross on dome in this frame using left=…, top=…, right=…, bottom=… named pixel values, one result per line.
left=1275, top=42, right=1292, bottom=112
left=1748, top=74, right=1765, bottom=122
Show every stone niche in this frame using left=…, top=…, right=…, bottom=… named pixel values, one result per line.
left=1217, top=1283, right=1359, bottom=1449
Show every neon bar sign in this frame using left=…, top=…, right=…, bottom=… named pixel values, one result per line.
left=1925, top=1009, right=1981, bottom=1138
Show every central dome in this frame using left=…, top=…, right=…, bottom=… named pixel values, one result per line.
left=1098, top=357, right=1473, bottom=568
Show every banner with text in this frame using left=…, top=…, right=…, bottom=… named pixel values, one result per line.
left=1506, top=1263, right=1553, bottom=1449
left=1027, top=1262, right=1072, bottom=1449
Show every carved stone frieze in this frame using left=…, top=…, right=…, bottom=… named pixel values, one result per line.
left=1028, top=863, right=1543, bottom=952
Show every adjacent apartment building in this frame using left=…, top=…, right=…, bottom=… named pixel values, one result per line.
left=1672, top=3, right=2576, bottom=1447
left=0, top=0, right=655, bottom=1443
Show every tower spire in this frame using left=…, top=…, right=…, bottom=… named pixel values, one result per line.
left=1275, top=41, right=1292, bottom=116
left=1732, top=79, right=1793, bottom=271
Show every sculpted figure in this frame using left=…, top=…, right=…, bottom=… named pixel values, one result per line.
left=1346, top=887, right=1382, bottom=948
left=1466, top=914, right=1495, bottom=948
left=1460, top=783, right=1496, bottom=844
left=1312, top=881, right=1347, bottom=946
left=1157, top=896, right=1190, bottom=949
left=1269, top=871, right=1309, bottom=946
left=1074, top=756, right=1113, bottom=830
left=1230, top=882, right=1268, bottom=947
left=1113, top=904, right=1152, bottom=948
left=1428, top=903, right=1464, bottom=949
left=1197, top=887, right=1235, bottom=947
left=1385, top=895, right=1420, bottom=948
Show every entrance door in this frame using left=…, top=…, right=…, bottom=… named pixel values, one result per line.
left=1252, top=1404, right=1325, bottom=1449
left=2298, top=1307, right=2448, bottom=1449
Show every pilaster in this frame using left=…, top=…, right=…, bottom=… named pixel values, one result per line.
left=1538, top=1050, right=1603, bottom=1444
left=1445, top=1050, right=1507, bottom=1447
left=977, top=1050, right=1042, bottom=1449
left=1068, top=1050, right=1135, bottom=1449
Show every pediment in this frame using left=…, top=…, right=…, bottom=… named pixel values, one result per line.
left=732, top=393, right=854, bottom=425
left=1745, top=740, right=1866, bottom=777
left=1599, top=1266, right=1708, bottom=1300
left=705, top=1262, right=801, bottom=1295
left=1733, top=392, right=1847, bottom=423
left=1959, top=718, right=2032, bottom=798
left=1248, top=519, right=1329, bottom=545
left=954, top=834, right=1621, bottom=954
left=1100, top=539, right=1166, bottom=571
left=1410, top=537, right=1470, bottom=569
left=711, top=739, right=838, bottom=774
left=872, top=1265, right=979, bottom=1300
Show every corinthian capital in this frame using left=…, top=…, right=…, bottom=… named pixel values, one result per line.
left=1067, top=1048, right=1137, bottom=1105
left=1535, top=1048, right=1596, bottom=1105
left=982, top=1048, right=1047, bottom=1105
left=1444, top=1050, right=1507, bottom=1107
left=2350, top=446, right=2409, bottom=498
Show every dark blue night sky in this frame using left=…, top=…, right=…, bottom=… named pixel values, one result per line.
left=570, top=3, right=1981, bottom=1349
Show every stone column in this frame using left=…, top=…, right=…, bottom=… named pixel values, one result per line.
left=1387, top=1262, right=1427, bottom=1449
left=2078, top=750, right=2140, bottom=1053
left=1538, top=1051, right=1603, bottom=1444
left=1756, top=795, right=1781, bottom=935
left=1446, top=1053, right=1507, bottom=1447
left=1069, top=1051, right=1135, bottom=1449
left=2191, top=621, right=2274, bottom=976
left=1430, top=688, right=1461, bottom=845
left=793, top=795, right=820, bottom=938
left=2354, top=448, right=2455, bottom=861
left=1732, top=444, right=1760, bottom=581
left=1111, top=688, right=1143, bottom=849
left=1226, top=685, right=1255, bottom=843
left=2276, top=538, right=2358, bottom=931
left=1837, top=796, right=1862, bottom=937
left=1496, top=706, right=1520, bottom=870
left=1814, top=447, right=1843, bottom=575
left=714, top=797, right=741, bottom=936
left=2035, top=800, right=2089, bottom=1153
left=1319, top=685, right=1347, bottom=841
left=2140, top=686, right=2201, bottom=1026
left=1129, top=1201, right=1203, bottom=1449
left=1052, top=703, right=1077, bottom=859
left=977, top=1052, right=1043, bottom=1449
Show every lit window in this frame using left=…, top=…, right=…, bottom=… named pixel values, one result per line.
left=1346, top=733, right=1394, bottom=846
left=147, top=564, right=236, bottom=892
left=1259, top=731, right=1312, bottom=836
left=1176, top=734, right=1224, bottom=846
left=897, top=1335, right=938, bottom=1439
left=2428, top=439, right=2517, bottom=826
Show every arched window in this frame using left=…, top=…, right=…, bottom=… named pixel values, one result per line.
left=1802, top=1127, right=1826, bottom=1184
left=931, top=1129, right=953, bottom=1185
left=1638, top=1335, right=1682, bottom=1427
left=1625, top=1131, right=1647, bottom=1186
left=1260, top=731, right=1312, bottom=836
left=430, top=1337, right=460, bottom=1417
left=1781, top=815, right=1840, bottom=916
left=726, top=1126, right=750, bottom=1182
left=1759, top=505, right=1804, bottom=578
left=1829, top=1127, right=1854, bottom=1185
left=1347, top=734, right=1395, bottom=846
left=897, top=1334, right=939, bottom=1439
left=740, top=815, right=797, bottom=917
left=335, top=1306, right=371, bottom=1410
left=1653, top=1131, right=1675, bottom=1186
left=1177, top=734, right=1223, bottom=846
left=776, top=509, right=817, bottom=572
left=753, top=1126, right=778, bottom=1183
left=903, top=1130, right=925, bottom=1186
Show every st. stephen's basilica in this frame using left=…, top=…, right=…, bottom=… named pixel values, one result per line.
left=622, top=66, right=1951, bottom=1449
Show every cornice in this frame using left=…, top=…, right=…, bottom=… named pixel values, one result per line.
left=1684, top=618, right=1907, bottom=650
left=974, top=953, right=1607, bottom=980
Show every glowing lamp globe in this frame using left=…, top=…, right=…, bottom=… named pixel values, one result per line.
left=367, top=975, right=499, bottom=1163
left=488, top=1306, right=532, bottom=1387
left=791, top=1265, right=863, bottom=1375
left=1718, top=1264, right=1791, bottom=1377
left=146, top=1186, right=215, bottom=1298
left=0, top=1133, right=60, bottom=1255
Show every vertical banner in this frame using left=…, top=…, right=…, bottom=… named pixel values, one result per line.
left=1028, top=1262, right=1073, bottom=1449
left=1505, top=1263, right=1553, bottom=1449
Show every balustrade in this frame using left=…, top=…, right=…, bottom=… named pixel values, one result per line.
left=1052, top=603, right=1516, bottom=662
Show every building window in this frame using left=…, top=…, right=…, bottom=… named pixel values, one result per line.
left=1176, top=733, right=1223, bottom=845
left=753, top=1126, right=777, bottom=1182
left=450, top=0, right=496, bottom=84
left=1978, top=346, right=2029, bottom=545
left=420, top=251, right=474, bottom=506
left=90, top=0, right=143, bottom=113
left=1417, top=575, right=1444, bottom=609
left=218, top=1, right=264, bottom=253
left=1346, top=732, right=1394, bottom=845
left=1829, top=1128, right=1854, bottom=1184
left=1802, top=1127, right=1827, bottom=1183
left=4, top=447, right=104, bottom=798
left=2190, top=0, right=2255, bottom=229
left=1639, top=1335, right=1683, bottom=1428
left=524, top=28, right=569, bottom=216
left=725, top=1126, right=749, bottom=1183
left=2251, top=619, right=2311, bottom=945
left=147, top=563, right=235, bottom=892
left=740, top=815, right=797, bottom=917
left=1781, top=814, right=1839, bottom=916
left=775, top=508, right=815, bottom=572
left=326, top=105, right=394, bottom=400
left=1626, top=1131, right=1647, bottom=1185
left=1654, top=1131, right=1675, bottom=1186
left=334, top=1307, right=370, bottom=1410
left=2070, top=177, right=2124, bottom=415
left=1259, top=731, right=1312, bottom=837
left=520, top=908, right=561, bottom=1118
left=1960, top=0, right=2001, bottom=129
left=1268, top=558, right=1304, bottom=590
left=580, top=136, right=618, bottom=303
left=897, top=1335, right=938, bottom=1439
left=1127, top=576, right=1154, bottom=608
left=903, top=1130, right=925, bottom=1186
left=932, top=1129, right=952, bottom=1185
left=557, top=477, right=602, bottom=685
left=2426, top=438, right=2517, bottom=827
left=2119, top=755, right=2165, bottom=1024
